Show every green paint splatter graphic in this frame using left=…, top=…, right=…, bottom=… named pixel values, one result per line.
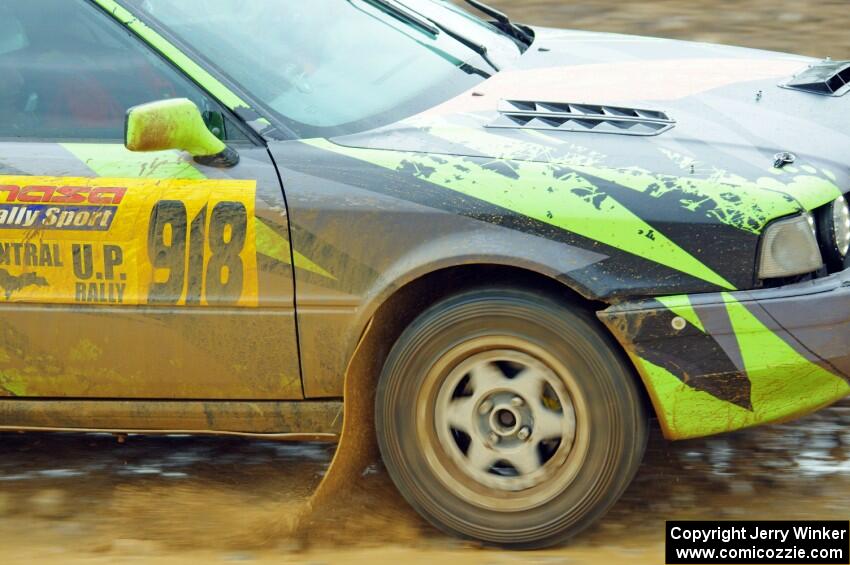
left=633, top=294, right=849, bottom=439
left=306, top=138, right=735, bottom=290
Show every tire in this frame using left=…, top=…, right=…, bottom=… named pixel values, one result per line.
left=375, top=287, right=648, bottom=548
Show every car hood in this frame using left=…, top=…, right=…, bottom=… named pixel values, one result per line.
left=330, top=28, right=850, bottom=214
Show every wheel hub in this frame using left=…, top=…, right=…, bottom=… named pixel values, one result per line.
left=429, top=345, right=584, bottom=508
left=492, top=406, right=518, bottom=434
left=480, top=396, right=527, bottom=442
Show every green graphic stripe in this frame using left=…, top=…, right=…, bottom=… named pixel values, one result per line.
left=306, top=138, right=735, bottom=290
left=722, top=292, right=849, bottom=416
left=637, top=294, right=849, bottom=439
left=65, top=144, right=335, bottom=279
left=568, top=165, right=798, bottom=234
left=255, top=219, right=336, bottom=280
left=635, top=355, right=754, bottom=439
left=425, top=125, right=843, bottom=233
left=0, top=371, right=28, bottom=397
left=657, top=295, right=705, bottom=333
left=93, top=0, right=244, bottom=108
left=92, top=0, right=266, bottom=126
left=759, top=173, right=843, bottom=211
left=63, top=144, right=206, bottom=179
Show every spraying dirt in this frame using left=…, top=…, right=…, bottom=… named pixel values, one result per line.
left=1, top=400, right=848, bottom=563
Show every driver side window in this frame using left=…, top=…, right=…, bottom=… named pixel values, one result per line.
left=0, top=0, right=245, bottom=142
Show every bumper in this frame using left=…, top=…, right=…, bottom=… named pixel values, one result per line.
left=599, top=269, right=850, bottom=440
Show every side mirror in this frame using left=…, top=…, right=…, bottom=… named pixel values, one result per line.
left=125, top=98, right=239, bottom=168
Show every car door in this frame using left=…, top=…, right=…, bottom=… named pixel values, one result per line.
left=0, top=0, right=301, bottom=400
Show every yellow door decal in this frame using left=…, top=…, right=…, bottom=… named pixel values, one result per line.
left=0, top=176, right=258, bottom=307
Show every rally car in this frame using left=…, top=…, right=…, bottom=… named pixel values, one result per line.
left=0, top=0, right=848, bottom=549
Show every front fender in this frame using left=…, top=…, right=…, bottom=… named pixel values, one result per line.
left=599, top=269, right=850, bottom=439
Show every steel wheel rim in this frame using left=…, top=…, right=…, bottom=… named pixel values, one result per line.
left=417, top=336, right=590, bottom=512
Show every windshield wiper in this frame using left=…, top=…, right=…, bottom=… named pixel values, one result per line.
left=364, top=0, right=440, bottom=36
left=463, top=0, right=533, bottom=45
left=400, top=2, right=500, bottom=73
left=358, top=0, right=493, bottom=77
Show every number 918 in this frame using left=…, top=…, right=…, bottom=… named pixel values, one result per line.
left=147, top=200, right=247, bottom=305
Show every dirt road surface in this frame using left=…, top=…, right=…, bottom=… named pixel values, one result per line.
left=2, top=400, right=849, bottom=563
left=4, top=1, right=850, bottom=563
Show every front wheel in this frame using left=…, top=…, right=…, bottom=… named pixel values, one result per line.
left=375, top=288, right=648, bottom=548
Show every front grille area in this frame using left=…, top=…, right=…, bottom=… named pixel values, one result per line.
left=487, top=100, right=676, bottom=136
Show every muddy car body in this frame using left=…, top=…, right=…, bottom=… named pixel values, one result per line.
left=0, top=0, right=848, bottom=548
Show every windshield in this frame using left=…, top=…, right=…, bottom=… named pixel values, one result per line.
left=124, top=0, right=522, bottom=138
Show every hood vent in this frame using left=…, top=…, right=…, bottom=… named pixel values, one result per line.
left=782, top=60, right=850, bottom=97
left=487, top=100, right=675, bottom=136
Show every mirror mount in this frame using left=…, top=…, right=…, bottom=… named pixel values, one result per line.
left=125, top=98, right=239, bottom=168
left=194, top=145, right=241, bottom=168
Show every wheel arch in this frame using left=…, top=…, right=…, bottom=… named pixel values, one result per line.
left=340, top=261, right=653, bottom=421
left=308, top=261, right=654, bottom=524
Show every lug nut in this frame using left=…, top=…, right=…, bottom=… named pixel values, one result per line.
left=510, top=396, right=524, bottom=407
left=478, top=400, right=493, bottom=415
left=517, top=427, right=531, bottom=441
left=488, top=432, right=500, bottom=444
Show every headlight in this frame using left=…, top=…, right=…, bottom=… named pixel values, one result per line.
left=816, top=195, right=850, bottom=271
left=759, top=213, right=823, bottom=278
